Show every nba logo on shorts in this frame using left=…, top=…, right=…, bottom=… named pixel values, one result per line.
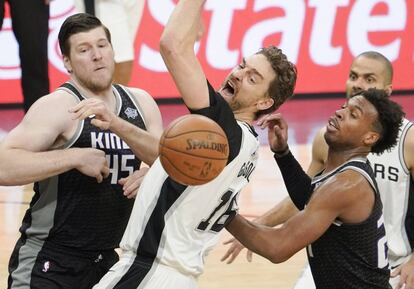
left=42, top=261, right=50, bottom=273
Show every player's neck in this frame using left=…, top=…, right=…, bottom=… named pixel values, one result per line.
left=325, top=148, right=369, bottom=173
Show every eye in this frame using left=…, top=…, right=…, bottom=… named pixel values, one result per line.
left=349, top=74, right=357, bottom=81
left=366, top=77, right=375, bottom=84
left=249, top=77, right=256, bottom=84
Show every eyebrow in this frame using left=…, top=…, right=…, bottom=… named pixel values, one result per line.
left=349, top=69, right=377, bottom=79
left=243, top=58, right=265, bottom=80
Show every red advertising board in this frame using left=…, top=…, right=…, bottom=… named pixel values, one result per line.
left=0, top=0, right=413, bottom=104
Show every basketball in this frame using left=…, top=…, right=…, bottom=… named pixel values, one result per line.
left=159, top=114, right=229, bottom=186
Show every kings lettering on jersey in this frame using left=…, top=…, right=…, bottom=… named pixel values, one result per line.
left=91, top=131, right=137, bottom=184
left=91, top=131, right=130, bottom=150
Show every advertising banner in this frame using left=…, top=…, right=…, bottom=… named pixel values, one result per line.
left=0, top=0, right=413, bottom=104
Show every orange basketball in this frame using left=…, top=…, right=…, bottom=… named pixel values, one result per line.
left=159, top=114, right=229, bottom=186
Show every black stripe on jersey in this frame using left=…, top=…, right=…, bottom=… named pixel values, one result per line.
left=239, top=122, right=258, bottom=138
left=59, top=82, right=83, bottom=100
left=405, top=177, right=414, bottom=251
left=114, top=179, right=188, bottom=288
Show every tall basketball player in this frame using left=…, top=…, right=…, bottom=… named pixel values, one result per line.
left=227, top=89, right=404, bottom=288
left=0, top=13, right=163, bottom=289
left=91, top=0, right=296, bottom=288
left=222, top=51, right=414, bottom=289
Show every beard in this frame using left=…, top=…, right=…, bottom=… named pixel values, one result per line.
left=78, top=75, right=112, bottom=93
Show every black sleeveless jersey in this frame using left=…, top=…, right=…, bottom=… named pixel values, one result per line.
left=21, top=82, right=146, bottom=251
left=308, top=158, right=391, bottom=289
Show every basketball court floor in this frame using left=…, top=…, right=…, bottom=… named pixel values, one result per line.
left=0, top=96, right=412, bottom=288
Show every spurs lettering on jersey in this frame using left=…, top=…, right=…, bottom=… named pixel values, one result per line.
left=372, top=163, right=399, bottom=182
left=91, top=131, right=135, bottom=184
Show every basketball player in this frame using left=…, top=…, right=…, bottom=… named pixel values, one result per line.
left=0, top=13, right=163, bottom=288
left=227, top=88, right=404, bottom=288
left=74, top=0, right=145, bottom=85
left=91, top=0, right=296, bottom=288
left=222, top=51, right=414, bottom=289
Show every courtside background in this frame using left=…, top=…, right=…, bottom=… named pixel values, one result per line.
left=0, top=0, right=413, bottom=105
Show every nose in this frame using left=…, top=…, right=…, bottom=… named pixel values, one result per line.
left=351, top=77, right=364, bottom=93
left=334, top=108, right=343, bottom=119
left=92, top=47, right=103, bottom=61
left=232, top=68, right=244, bottom=83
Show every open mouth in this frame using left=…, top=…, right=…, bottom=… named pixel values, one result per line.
left=328, top=117, right=339, bottom=130
left=221, top=80, right=236, bottom=97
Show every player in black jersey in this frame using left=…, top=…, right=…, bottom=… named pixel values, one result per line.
left=0, top=13, right=163, bottom=289
left=227, top=89, right=404, bottom=288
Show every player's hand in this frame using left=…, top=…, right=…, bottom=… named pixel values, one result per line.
left=391, top=258, right=414, bottom=289
left=69, top=98, right=116, bottom=130
left=220, top=237, right=253, bottom=264
left=118, top=167, right=150, bottom=199
left=72, top=148, right=109, bottom=183
left=257, top=113, right=288, bottom=153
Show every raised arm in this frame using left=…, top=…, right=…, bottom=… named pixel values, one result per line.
left=0, top=92, right=108, bottom=185
left=159, top=0, right=209, bottom=110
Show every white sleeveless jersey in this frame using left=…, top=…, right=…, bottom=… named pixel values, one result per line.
left=119, top=121, right=259, bottom=277
left=367, top=118, right=414, bottom=267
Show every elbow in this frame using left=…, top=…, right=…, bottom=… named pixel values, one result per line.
left=267, top=244, right=293, bottom=264
left=269, top=252, right=290, bottom=264
left=159, top=33, right=181, bottom=59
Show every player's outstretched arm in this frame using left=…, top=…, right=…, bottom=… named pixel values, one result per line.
left=221, top=197, right=298, bottom=264
left=159, top=0, right=209, bottom=110
left=226, top=171, right=367, bottom=263
left=0, top=92, right=109, bottom=185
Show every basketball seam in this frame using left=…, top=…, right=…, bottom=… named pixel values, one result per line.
left=162, top=130, right=226, bottom=139
left=160, top=146, right=228, bottom=160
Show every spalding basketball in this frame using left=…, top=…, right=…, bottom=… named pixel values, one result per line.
left=159, top=114, right=229, bottom=186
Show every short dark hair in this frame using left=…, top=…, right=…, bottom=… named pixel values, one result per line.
left=58, top=13, right=111, bottom=56
left=255, top=46, right=297, bottom=117
left=357, top=51, right=393, bottom=85
left=359, top=88, right=404, bottom=154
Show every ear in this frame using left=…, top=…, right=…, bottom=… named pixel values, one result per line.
left=385, top=84, right=392, bottom=97
left=63, top=55, right=72, bottom=74
left=256, top=97, right=274, bottom=111
left=363, top=131, right=380, bottom=147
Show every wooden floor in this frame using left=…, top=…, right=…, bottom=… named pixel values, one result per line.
left=1, top=96, right=412, bottom=288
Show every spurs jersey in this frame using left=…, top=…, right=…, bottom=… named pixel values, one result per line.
left=19, top=82, right=146, bottom=251
left=308, top=158, right=390, bottom=289
left=368, top=118, right=414, bottom=267
left=94, top=82, right=259, bottom=288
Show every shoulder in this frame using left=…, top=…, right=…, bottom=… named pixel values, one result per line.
left=25, top=90, right=78, bottom=122
left=315, top=170, right=372, bottom=206
left=126, top=87, right=159, bottom=110
left=312, top=127, right=328, bottom=159
left=403, top=123, right=414, bottom=172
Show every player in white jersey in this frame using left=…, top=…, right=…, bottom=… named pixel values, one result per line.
left=222, top=52, right=414, bottom=288
left=91, top=0, right=297, bottom=288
